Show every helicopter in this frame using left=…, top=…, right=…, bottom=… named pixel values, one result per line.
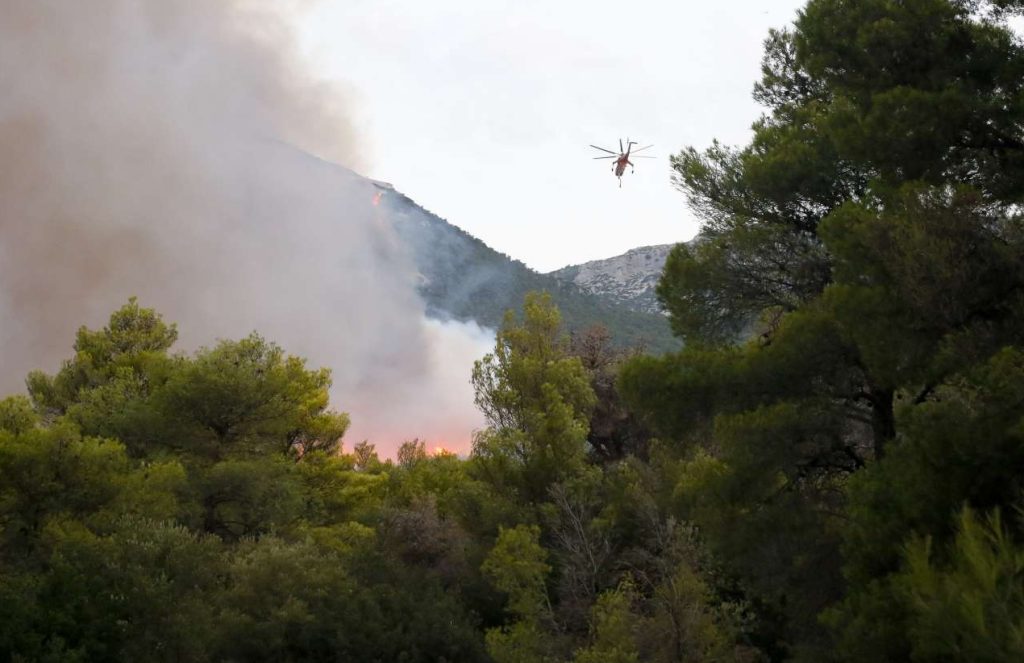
left=590, top=139, right=654, bottom=187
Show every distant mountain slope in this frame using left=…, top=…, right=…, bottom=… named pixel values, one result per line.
left=548, top=244, right=675, bottom=316
left=381, top=190, right=679, bottom=353
left=278, top=145, right=679, bottom=353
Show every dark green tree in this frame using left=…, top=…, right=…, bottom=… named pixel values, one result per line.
left=624, top=1, right=1024, bottom=658
left=471, top=292, right=596, bottom=505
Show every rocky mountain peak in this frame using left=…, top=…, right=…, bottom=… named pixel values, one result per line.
left=547, top=244, right=678, bottom=316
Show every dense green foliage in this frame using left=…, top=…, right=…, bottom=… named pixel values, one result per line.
left=620, top=0, right=1024, bottom=660
left=0, top=296, right=751, bottom=662
left=0, top=300, right=490, bottom=662
left=6, top=1, right=1024, bottom=660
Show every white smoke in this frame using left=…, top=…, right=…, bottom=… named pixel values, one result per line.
left=0, top=0, right=487, bottom=455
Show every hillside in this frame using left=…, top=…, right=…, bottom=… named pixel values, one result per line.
left=547, top=244, right=676, bottom=316
left=270, top=142, right=679, bottom=353
left=380, top=189, right=679, bottom=353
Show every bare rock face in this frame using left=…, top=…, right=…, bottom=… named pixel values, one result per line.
left=547, top=244, right=678, bottom=316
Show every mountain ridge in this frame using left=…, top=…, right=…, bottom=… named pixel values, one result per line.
left=278, top=144, right=679, bottom=353
left=547, top=244, right=676, bottom=316
left=381, top=189, right=679, bottom=353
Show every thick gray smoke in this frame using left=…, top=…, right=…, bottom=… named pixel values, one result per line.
left=0, top=0, right=488, bottom=453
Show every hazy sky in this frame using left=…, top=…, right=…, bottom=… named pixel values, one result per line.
left=297, top=1, right=807, bottom=272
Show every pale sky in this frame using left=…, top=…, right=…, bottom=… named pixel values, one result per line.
left=297, top=0, right=807, bottom=272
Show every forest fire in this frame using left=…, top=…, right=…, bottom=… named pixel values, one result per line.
left=0, top=0, right=490, bottom=462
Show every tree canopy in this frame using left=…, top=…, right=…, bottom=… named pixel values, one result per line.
left=622, top=1, right=1024, bottom=660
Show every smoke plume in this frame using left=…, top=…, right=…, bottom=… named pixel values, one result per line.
left=0, top=0, right=488, bottom=454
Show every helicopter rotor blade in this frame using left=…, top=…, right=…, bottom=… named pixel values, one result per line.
left=619, top=138, right=623, bottom=153
left=593, top=155, right=617, bottom=159
left=631, top=144, right=654, bottom=153
left=589, top=144, right=618, bottom=155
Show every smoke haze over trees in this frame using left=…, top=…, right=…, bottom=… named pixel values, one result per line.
left=0, top=0, right=489, bottom=452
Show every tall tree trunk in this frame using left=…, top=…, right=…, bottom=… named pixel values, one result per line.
left=869, top=386, right=896, bottom=460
